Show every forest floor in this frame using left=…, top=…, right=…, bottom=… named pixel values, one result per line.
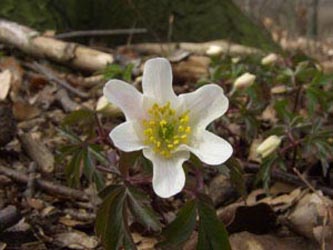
left=0, top=20, right=333, bottom=250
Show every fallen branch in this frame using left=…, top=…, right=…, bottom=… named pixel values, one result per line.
left=29, top=62, right=89, bottom=99
left=0, top=165, right=89, bottom=201
left=0, top=19, right=113, bottom=72
left=244, top=162, right=333, bottom=197
left=55, top=28, right=147, bottom=39
left=120, top=40, right=261, bottom=56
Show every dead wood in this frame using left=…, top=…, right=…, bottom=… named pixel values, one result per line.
left=0, top=104, right=16, bottom=147
left=0, top=19, right=113, bottom=72
left=120, top=40, right=261, bottom=56
left=0, top=205, right=22, bottom=232
left=55, top=88, right=80, bottom=112
left=0, top=165, right=89, bottom=201
left=18, top=133, right=55, bottom=174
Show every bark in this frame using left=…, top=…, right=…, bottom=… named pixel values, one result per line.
left=0, top=19, right=113, bottom=72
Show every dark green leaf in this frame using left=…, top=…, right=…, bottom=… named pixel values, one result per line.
left=95, top=186, right=136, bottom=250
left=197, top=194, right=231, bottom=250
left=157, top=199, right=197, bottom=250
left=225, top=157, right=247, bottom=197
left=126, top=186, right=161, bottom=232
left=65, top=149, right=83, bottom=187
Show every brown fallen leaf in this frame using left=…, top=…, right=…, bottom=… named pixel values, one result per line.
left=287, top=191, right=333, bottom=246
left=0, top=69, right=12, bottom=100
left=54, top=230, right=98, bottom=249
left=12, top=100, right=41, bottom=121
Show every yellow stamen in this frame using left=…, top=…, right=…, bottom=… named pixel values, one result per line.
left=142, top=102, right=192, bottom=158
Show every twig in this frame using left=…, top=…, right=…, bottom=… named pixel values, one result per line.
left=244, top=162, right=333, bottom=197
left=30, top=62, right=89, bottom=99
left=24, top=162, right=37, bottom=198
left=0, top=165, right=89, bottom=201
left=0, top=206, right=22, bottom=232
left=55, top=28, right=147, bottom=39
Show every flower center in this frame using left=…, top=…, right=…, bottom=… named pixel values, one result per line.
left=142, top=102, right=191, bottom=158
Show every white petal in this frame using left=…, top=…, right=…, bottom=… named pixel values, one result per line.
left=110, top=121, right=145, bottom=152
left=103, top=79, right=143, bottom=120
left=179, top=84, right=228, bottom=129
left=143, top=149, right=190, bottom=198
left=182, top=130, right=232, bottom=165
left=142, top=58, right=177, bottom=104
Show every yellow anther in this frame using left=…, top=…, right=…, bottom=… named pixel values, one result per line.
left=149, top=136, right=155, bottom=142
left=144, top=128, right=153, bottom=135
left=178, top=126, right=184, bottom=132
left=142, top=102, right=192, bottom=158
left=160, top=120, right=167, bottom=126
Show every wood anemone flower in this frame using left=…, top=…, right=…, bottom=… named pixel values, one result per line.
left=103, top=58, right=233, bottom=198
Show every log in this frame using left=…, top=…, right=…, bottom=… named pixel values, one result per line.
left=0, top=19, right=113, bottom=72
left=119, top=40, right=261, bottom=56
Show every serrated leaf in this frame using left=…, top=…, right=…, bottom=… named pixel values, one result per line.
left=157, top=199, right=197, bottom=250
left=126, top=186, right=161, bottom=232
left=95, top=186, right=136, bottom=250
left=197, top=194, right=231, bottom=250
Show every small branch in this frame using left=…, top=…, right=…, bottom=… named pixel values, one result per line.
left=0, top=206, right=22, bottom=232
left=56, top=88, right=80, bottom=112
left=29, top=62, right=89, bottom=99
left=18, top=132, right=55, bottom=174
left=55, top=28, right=147, bottom=39
left=0, top=165, right=89, bottom=201
left=24, top=162, right=37, bottom=198
left=244, top=162, right=333, bottom=197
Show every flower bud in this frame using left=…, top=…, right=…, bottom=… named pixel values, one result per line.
left=271, top=85, right=288, bottom=94
left=261, top=53, right=278, bottom=66
left=96, top=96, right=121, bottom=116
left=234, top=72, right=256, bottom=90
left=256, top=135, right=282, bottom=158
left=206, top=45, right=223, bottom=56
left=232, top=57, right=241, bottom=64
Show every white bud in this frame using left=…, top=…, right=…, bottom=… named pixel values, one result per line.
left=206, top=45, right=223, bottom=56
left=234, top=72, right=256, bottom=90
left=271, top=85, right=288, bottom=94
left=231, top=57, right=241, bottom=64
left=261, top=53, right=278, bottom=66
left=96, top=96, right=121, bottom=116
left=256, top=135, right=282, bottom=158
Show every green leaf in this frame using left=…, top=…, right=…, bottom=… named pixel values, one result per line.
left=157, top=199, right=197, bottom=250
left=95, top=186, right=136, bottom=250
left=65, top=148, right=83, bottom=187
left=197, top=194, right=231, bottom=250
left=126, top=186, right=161, bottom=232
left=225, top=157, right=247, bottom=197
left=63, top=109, right=95, bottom=127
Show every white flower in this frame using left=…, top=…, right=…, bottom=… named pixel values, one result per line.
left=256, top=135, right=282, bottom=158
left=261, top=53, right=278, bottom=66
left=233, top=72, right=256, bottom=90
left=103, top=58, right=233, bottom=198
